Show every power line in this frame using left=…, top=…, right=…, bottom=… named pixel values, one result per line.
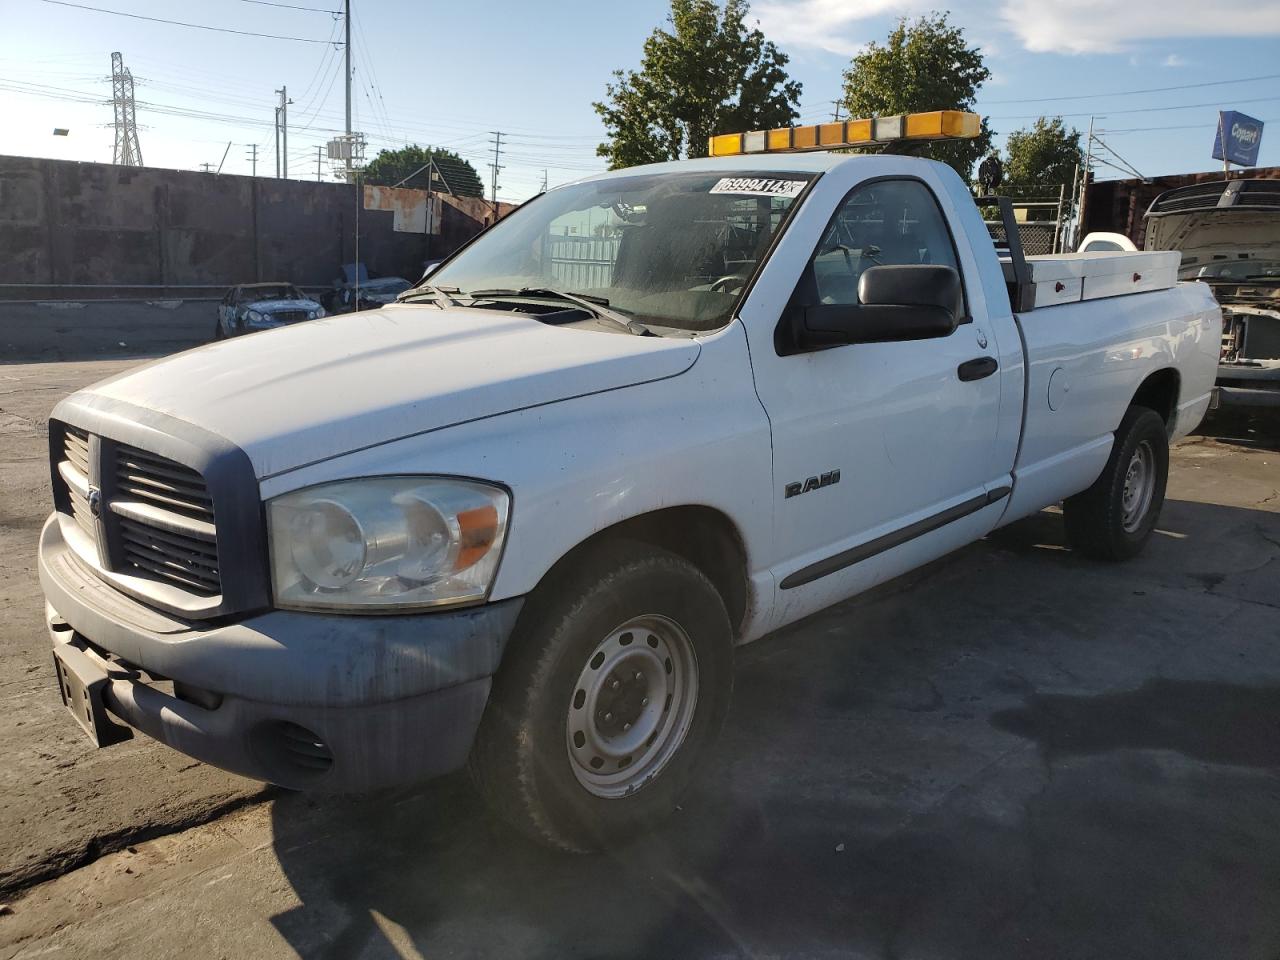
left=1101, top=117, right=1278, bottom=134
left=37, top=0, right=335, bottom=43
left=981, top=71, right=1280, bottom=105
left=238, top=0, right=337, bottom=11
left=989, top=94, right=1280, bottom=121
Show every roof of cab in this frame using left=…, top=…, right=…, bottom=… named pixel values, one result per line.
left=573, top=150, right=864, bottom=184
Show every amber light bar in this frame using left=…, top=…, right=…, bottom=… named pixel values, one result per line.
left=707, top=110, right=981, bottom=157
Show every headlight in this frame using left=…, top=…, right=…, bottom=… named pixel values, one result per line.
left=309, top=307, right=325, bottom=319
left=267, top=477, right=509, bottom=612
left=245, top=309, right=270, bottom=326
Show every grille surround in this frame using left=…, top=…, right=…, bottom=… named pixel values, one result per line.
left=54, top=425, right=223, bottom=599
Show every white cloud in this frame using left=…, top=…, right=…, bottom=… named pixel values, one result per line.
left=754, top=0, right=1280, bottom=60
left=1000, top=0, right=1280, bottom=54
left=752, top=0, right=922, bottom=56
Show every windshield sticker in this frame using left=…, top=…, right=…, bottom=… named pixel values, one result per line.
left=709, top=177, right=806, bottom=198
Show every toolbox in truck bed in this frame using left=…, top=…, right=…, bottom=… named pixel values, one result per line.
left=999, top=251, right=1181, bottom=309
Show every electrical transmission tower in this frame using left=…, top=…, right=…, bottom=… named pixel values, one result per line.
left=110, top=52, right=143, bottom=166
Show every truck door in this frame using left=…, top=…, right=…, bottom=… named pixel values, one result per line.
left=748, top=174, right=1010, bottom=624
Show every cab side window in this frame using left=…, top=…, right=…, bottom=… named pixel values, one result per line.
left=809, top=179, right=961, bottom=308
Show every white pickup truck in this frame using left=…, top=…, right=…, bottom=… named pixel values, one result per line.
left=40, top=124, right=1220, bottom=851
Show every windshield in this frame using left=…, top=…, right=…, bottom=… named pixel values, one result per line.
left=1181, top=260, right=1280, bottom=281
left=241, top=285, right=302, bottom=302
left=426, top=170, right=814, bottom=332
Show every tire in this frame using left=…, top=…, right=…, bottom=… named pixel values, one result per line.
left=1063, top=405, right=1169, bottom=560
left=470, top=540, right=734, bottom=852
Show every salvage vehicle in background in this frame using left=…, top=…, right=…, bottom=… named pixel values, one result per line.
left=214, top=283, right=325, bottom=340
left=1144, top=179, right=1280, bottom=415
left=1077, top=232, right=1137, bottom=254
left=41, top=111, right=1220, bottom=853
left=323, top=263, right=413, bottom=314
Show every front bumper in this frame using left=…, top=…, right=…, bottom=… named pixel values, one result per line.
left=38, top=514, right=523, bottom=792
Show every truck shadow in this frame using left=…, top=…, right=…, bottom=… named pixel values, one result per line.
left=264, top=496, right=1280, bottom=959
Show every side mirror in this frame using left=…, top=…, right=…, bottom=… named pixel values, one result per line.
left=800, top=264, right=961, bottom=347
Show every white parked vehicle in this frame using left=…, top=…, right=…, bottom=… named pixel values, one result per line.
left=215, top=282, right=325, bottom=339
left=1077, top=231, right=1138, bottom=254
left=41, top=113, right=1220, bottom=851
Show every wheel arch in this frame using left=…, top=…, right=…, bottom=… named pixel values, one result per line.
left=1129, top=367, right=1181, bottom=436
left=524, top=505, right=752, bottom=638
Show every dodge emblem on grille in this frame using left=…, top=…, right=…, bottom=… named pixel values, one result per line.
left=87, top=487, right=102, bottom=519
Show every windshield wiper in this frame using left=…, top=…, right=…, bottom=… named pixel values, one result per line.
left=397, top=284, right=461, bottom=308
left=467, top=287, right=651, bottom=336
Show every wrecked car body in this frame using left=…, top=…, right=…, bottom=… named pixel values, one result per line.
left=1145, top=179, right=1280, bottom=411
left=215, top=283, right=325, bottom=340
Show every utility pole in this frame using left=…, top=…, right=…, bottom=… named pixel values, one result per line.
left=344, top=0, right=353, bottom=181
left=488, top=130, right=504, bottom=215
left=316, top=145, right=324, bottom=181
left=275, top=86, right=291, bottom=179
left=199, top=163, right=215, bottom=173
left=1077, top=114, right=1095, bottom=240
left=110, top=52, right=143, bottom=166
left=245, top=143, right=258, bottom=177
left=831, top=100, right=844, bottom=123
left=540, top=169, right=548, bottom=193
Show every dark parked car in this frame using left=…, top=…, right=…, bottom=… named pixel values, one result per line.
left=215, top=283, right=326, bottom=340
left=323, top=263, right=413, bottom=314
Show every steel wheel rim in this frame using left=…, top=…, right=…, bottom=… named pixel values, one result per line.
left=1121, top=440, right=1155, bottom=533
left=565, top=614, right=699, bottom=799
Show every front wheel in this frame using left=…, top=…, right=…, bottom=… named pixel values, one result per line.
left=1063, top=405, right=1169, bottom=560
left=470, top=541, right=734, bottom=852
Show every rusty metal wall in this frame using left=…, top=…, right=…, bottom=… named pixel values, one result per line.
left=0, top=155, right=512, bottom=298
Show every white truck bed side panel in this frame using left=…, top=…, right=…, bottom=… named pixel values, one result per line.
left=1001, top=281, right=1221, bottom=525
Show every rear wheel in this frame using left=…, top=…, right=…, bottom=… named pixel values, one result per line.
left=1063, top=405, right=1169, bottom=560
left=470, top=541, right=733, bottom=852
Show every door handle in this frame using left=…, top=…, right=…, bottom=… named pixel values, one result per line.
left=957, top=356, right=998, bottom=382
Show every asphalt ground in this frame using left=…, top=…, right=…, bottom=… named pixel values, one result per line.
left=1, top=303, right=1278, bottom=958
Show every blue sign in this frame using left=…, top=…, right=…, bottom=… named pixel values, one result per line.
left=1213, top=111, right=1264, bottom=167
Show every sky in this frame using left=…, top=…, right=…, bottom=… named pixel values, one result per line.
left=2, top=0, right=1279, bottom=202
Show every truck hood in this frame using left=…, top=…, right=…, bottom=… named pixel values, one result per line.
left=83, top=303, right=700, bottom=478
left=1145, top=210, right=1280, bottom=264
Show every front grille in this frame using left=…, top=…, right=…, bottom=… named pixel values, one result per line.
left=115, top=444, right=214, bottom=522
left=272, top=309, right=309, bottom=324
left=54, top=425, right=222, bottom=599
left=118, top=516, right=221, bottom=594
left=64, top=426, right=89, bottom=475
left=61, top=427, right=96, bottom=539
left=112, top=444, right=219, bottom=594
left=1239, top=182, right=1280, bottom=208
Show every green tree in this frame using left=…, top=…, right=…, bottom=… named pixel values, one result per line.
left=594, top=0, right=802, bottom=168
left=840, top=13, right=992, bottom=182
left=362, top=145, right=484, bottom=198
left=1002, top=116, right=1083, bottom=216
